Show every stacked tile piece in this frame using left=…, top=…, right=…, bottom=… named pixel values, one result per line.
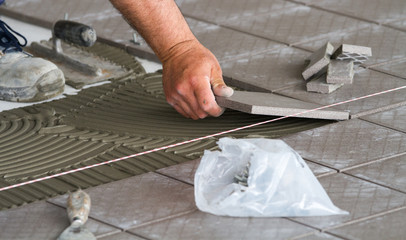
left=303, top=43, right=372, bottom=94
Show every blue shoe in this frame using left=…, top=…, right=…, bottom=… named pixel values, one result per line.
left=0, top=20, right=65, bottom=102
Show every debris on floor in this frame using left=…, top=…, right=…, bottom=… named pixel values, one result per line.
left=303, top=43, right=372, bottom=94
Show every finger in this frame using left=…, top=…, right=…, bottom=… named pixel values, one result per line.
left=210, top=67, right=234, bottom=97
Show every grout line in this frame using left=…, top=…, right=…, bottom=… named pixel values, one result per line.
left=360, top=118, right=406, bottom=135
left=153, top=171, right=194, bottom=186
left=350, top=101, right=406, bottom=119
left=287, top=230, right=322, bottom=240
left=285, top=0, right=380, bottom=25
left=285, top=217, right=323, bottom=232
left=322, top=206, right=406, bottom=232
left=340, top=150, right=406, bottom=172
left=94, top=229, right=123, bottom=239
left=368, top=66, right=406, bottom=80
left=182, top=14, right=291, bottom=46
left=341, top=171, right=406, bottom=195
left=125, top=208, right=198, bottom=231
left=322, top=231, right=353, bottom=240
left=121, top=231, right=152, bottom=240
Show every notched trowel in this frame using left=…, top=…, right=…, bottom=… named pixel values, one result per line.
left=29, top=20, right=130, bottom=89
left=57, top=189, right=96, bottom=240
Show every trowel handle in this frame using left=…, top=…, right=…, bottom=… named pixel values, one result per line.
left=67, top=189, right=91, bottom=225
left=53, top=20, right=97, bottom=47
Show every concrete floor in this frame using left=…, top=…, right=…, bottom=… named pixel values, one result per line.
left=0, top=0, right=406, bottom=239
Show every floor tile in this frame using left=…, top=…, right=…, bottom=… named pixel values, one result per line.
left=98, top=232, right=146, bottom=240
left=276, top=68, right=406, bottom=118
left=179, top=0, right=296, bottom=26
left=0, top=201, right=119, bottom=240
left=49, top=172, right=196, bottom=230
left=293, top=0, right=406, bottom=24
left=185, top=18, right=285, bottom=62
left=221, top=46, right=311, bottom=92
left=220, top=3, right=369, bottom=46
left=129, top=210, right=317, bottom=240
left=281, top=119, right=406, bottom=170
left=296, top=25, right=406, bottom=66
left=344, top=154, right=406, bottom=193
left=361, top=105, right=406, bottom=133
left=156, top=159, right=200, bottom=185
left=327, top=208, right=406, bottom=240
left=371, top=58, right=406, bottom=79
left=289, top=173, right=406, bottom=230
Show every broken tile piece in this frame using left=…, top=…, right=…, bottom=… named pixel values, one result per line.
left=332, top=44, right=372, bottom=65
left=307, top=74, right=344, bottom=94
left=327, top=60, right=355, bottom=84
left=216, top=90, right=349, bottom=120
left=302, top=42, right=334, bottom=81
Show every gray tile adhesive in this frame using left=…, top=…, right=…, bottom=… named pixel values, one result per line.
left=0, top=42, right=331, bottom=210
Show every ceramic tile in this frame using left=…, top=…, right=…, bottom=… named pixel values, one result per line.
left=216, top=90, right=349, bottom=120
left=281, top=119, right=406, bottom=170
left=184, top=18, right=285, bottom=62
left=296, top=25, right=406, bottom=66
left=49, top=172, right=196, bottom=230
left=327, top=208, right=406, bottom=240
left=361, top=105, right=406, bottom=134
left=98, top=232, right=146, bottom=240
left=306, top=74, right=344, bottom=94
left=370, top=58, right=406, bottom=80
left=129, top=210, right=317, bottom=240
left=156, top=159, right=200, bottom=185
left=0, top=201, right=119, bottom=240
left=331, top=44, right=372, bottom=66
left=292, top=0, right=406, bottom=24
left=219, top=3, right=369, bottom=46
left=277, top=68, right=406, bottom=118
left=302, top=42, right=334, bottom=80
left=289, top=173, right=406, bottom=229
left=327, top=60, right=354, bottom=84
left=344, top=154, right=406, bottom=193
left=221, top=46, right=311, bottom=92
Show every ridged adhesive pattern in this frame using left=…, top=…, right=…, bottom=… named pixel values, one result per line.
left=0, top=43, right=330, bottom=210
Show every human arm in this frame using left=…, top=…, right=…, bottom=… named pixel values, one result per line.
left=109, top=0, right=233, bottom=119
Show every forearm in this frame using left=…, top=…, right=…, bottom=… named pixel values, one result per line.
left=109, top=0, right=196, bottom=62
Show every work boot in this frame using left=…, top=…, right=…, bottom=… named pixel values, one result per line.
left=0, top=19, right=65, bottom=102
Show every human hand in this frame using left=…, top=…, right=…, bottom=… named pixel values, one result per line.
left=161, top=40, right=234, bottom=119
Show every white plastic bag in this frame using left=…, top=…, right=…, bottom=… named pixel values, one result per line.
left=194, top=137, right=348, bottom=217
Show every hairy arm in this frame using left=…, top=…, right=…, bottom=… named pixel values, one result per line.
left=110, top=0, right=233, bottom=119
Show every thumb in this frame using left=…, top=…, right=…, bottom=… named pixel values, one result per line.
left=211, top=69, right=234, bottom=98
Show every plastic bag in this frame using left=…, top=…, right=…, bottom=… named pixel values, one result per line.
left=194, top=137, right=348, bottom=217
